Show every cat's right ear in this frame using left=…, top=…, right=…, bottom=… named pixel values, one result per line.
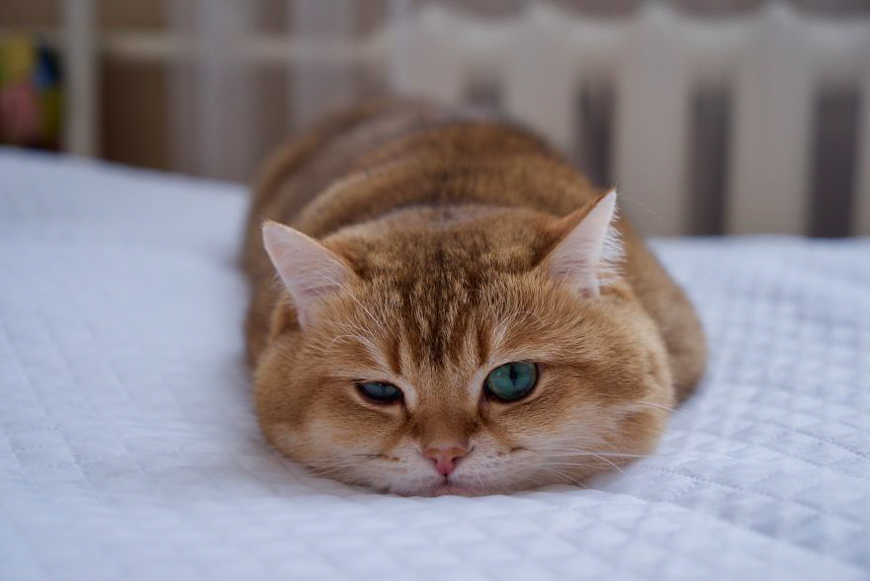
left=262, top=222, right=355, bottom=329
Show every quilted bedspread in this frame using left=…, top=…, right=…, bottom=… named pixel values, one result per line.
left=1, top=148, right=868, bottom=581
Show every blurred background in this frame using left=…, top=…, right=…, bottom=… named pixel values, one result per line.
left=1, top=0, right=868, bottom=236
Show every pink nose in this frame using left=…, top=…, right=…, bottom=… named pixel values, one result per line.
left=422, top=446, right=468, bottom=476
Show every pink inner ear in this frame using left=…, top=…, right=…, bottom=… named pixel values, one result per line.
left=545, top=189, right=623, bottom=296
left=261, top=222, right=352, bottom=328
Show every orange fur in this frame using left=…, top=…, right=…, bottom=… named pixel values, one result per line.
left=242, top=99, right=706, bottom=495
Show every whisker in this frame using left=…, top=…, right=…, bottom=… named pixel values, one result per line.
left=526, top=447, right=656, bottom=459
left=540, top=451, right=653, bottom=459
left=543, top=455, right=627, bottom=477
left=585, top=452, right=626, bottom=476
left=635, top=400, right=687, bottom=418
left=534, top=465, right=588, bottom=489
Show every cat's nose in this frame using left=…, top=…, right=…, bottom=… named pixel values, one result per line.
left=422, top=445, right=468, bottom=476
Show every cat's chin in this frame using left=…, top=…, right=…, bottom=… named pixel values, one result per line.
left=425, top=482, right=483, bottom=497
left=402, top=478, right=518, bottom=497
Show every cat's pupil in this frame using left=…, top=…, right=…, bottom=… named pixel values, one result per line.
left=358, top=381, right=402, bottom=403
left=485, top=362, right=537, bottom=402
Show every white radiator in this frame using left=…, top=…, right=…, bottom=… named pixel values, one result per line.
left=59, top=0, right=870, bottom=236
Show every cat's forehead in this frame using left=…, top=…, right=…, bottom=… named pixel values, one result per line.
left=378, top=269, right=492, bottom=368
left=335, top=205, right=558, bottom=277
left=324, top=207, right=564, bottom=367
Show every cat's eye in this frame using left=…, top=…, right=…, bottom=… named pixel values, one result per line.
left=485, top=362, right=538, bottom=402
left=357, top=381, right=403, bottom=404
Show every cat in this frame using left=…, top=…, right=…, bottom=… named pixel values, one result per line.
left=242, top=99, right=706, bottom=496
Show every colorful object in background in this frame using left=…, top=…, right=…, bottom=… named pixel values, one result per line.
left=0, top=35, right=63, bottom=150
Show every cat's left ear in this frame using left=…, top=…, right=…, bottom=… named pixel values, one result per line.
left=541, top=189, right=624, bottom=297
left=262, top=222, right=356, bottom=328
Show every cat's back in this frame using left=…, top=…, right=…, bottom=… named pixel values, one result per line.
left=244, top=98, right=584, bottom=245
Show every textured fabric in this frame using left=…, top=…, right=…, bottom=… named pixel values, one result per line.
left=1, top=149, right=868, bottom=581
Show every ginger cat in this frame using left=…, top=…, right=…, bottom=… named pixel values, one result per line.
left=242, top=99, right=705, bottom=496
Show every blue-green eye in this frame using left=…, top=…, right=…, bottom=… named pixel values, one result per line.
left=485, top=362, right=538, bottom=402
left=357, top=381, right=403, bottom=403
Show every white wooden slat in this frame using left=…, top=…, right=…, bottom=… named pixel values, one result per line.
left=856, top=66, right=870, bottom=236
left=165, top=0, right=197, bottom=175
left=192, top=0, right=259, bottom=181
left=613, top=3, right=692, bottom=236
left=728, top=3, right=813, bottom=234
left=63, top=0, right=98, bottom=157
left=503, top=5, right=578, bottom=154
left=388, top=4, right=467, bottom=104
left=289, top=0, right=357, bottom=130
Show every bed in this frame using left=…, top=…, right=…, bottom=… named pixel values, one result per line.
left=1, top=148, right=868, bottom=580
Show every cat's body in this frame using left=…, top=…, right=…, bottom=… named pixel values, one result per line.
left=243, top=99, right=705, bottom=495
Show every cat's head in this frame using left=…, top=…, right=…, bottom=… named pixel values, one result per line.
left=254, top=191, right=674, bottom=495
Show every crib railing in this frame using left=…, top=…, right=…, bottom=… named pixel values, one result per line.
left=389, top=2, right=870, bottom=236
left=57, top=0, right=870, bottom=236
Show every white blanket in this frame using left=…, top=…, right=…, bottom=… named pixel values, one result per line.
left=1, top=149, right=868, bottom=581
